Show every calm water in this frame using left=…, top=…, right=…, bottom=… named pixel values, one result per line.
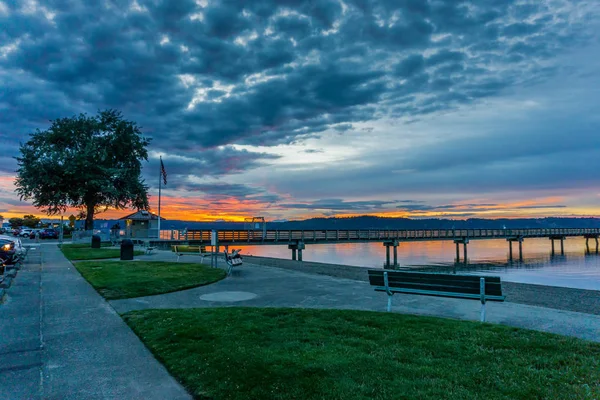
left=231, top=238, right=600, bottom=290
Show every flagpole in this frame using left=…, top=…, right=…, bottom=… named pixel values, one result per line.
left=157, top=156, right=162, bottom=239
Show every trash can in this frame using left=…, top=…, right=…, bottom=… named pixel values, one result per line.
left=120, top=239, right=134, bottom=261
left=91, top=235, right=101, bottom=249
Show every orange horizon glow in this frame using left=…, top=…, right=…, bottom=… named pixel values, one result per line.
left=1, top=174, right=598, bottom=222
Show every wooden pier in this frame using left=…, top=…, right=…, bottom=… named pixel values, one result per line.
left=149, top=228, right=600, bottom=267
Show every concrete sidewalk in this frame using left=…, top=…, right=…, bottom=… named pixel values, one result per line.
left=111, top=254, right=600, bottom=343
left=0, top=245, right=191, bottom=400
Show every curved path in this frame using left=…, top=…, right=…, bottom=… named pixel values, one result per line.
left=111, top=252, right=600, bottom=343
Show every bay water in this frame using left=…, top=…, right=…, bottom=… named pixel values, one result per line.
left=231, top=237, right=600, bottom=290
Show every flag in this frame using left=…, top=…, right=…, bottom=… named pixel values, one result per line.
left=160, top=158, right=167, bottom=185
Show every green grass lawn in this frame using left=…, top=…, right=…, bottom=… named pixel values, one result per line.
left=75, top=261, right=226, bottom=299
left=60, top=243, right=144, bottom=260
left=123, top=308, right=600, bottom=400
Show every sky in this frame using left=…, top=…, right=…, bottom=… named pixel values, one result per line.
left=1, top=0, right=600, bottom=222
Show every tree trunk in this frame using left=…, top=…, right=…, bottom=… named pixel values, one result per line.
left=85, top=204, right=95, bottom=231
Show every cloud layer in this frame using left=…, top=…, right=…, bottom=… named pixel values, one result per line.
left=1, top=0, right=599, bottom=220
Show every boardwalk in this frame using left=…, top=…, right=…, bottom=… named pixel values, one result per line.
left=164, top=228, right=600, bottom=245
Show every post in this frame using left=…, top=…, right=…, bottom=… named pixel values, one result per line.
left=596, top=237, right=599, bottom=253
left=157, top=157, right=162, bottom=238
left=393, top=243, right=398, bottom=269
left=463, top=242, right=467, bottom=264
left=518, top=239, right=523, bottom=260
left=509, top=241, right=513, bottom=260
left=59, top=215, right=64, bottom=244
left=551, top=239, right=555, bottom=254
left=560, top=238, right=564, bottom=255
left=385, top=245, right=390, bottom=268
left=586, top=238, right=590, bottom=253
left=456, top=242, right=460, bottom=262
left=298, top=248, right=303, bottom=261
left=291, top=248, right=297, bottom=261
left=211, top=230, right=217, bottom=268
left=480, top=277, right=486, bottom=322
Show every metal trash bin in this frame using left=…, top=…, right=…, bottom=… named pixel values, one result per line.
left=120, top=239, right=134, bottom=261
left=91, top=235, right=101, bottom=249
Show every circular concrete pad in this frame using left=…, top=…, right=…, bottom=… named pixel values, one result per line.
left=200, top=291, right=258, bottom=302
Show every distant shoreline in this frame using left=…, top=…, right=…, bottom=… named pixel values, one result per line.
left=245, top=255, right=600, bottom=316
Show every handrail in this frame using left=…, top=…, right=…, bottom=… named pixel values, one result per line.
left=179, top=228, right=600, bottom=243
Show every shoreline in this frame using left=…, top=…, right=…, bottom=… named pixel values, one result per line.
left=244, top=255, right=600, bottom=316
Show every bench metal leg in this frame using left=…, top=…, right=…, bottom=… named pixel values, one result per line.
left=480, top=277, right=486, bottom=322
left=384, top=271, right=393, bottom=312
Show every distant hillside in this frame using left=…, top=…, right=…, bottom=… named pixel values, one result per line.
left=90, top=216, right=600, bottom=230
left=274, top=216, right=600, bottom=230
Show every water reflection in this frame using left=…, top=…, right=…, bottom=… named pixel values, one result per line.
left=235, top=238, right=600, bottom=290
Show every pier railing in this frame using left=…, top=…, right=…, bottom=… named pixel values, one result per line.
left=178, top=228, right=600, bottom=244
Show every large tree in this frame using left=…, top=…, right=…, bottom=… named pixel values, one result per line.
left=8, top=218, right=23, bottom=229
left=22, top=214, right=41, bottom=228
left=16, top=110, right=151, bottom=230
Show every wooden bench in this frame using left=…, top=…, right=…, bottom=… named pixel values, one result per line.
left=368, top=270, right=505, bottom=322
left=172, top=245, right=208, bottom=262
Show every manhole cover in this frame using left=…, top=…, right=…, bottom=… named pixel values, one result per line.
left=199, top=291, right=258, bottom=302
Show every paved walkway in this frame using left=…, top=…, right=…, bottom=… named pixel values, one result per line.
left=0, top=244, right=191, bottom=400
left=112, top=250, right=600, bottom=343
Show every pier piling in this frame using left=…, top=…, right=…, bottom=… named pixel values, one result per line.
left=453, top=238, right=469, bottom=263
left=383, top=240, right=399, bottom=269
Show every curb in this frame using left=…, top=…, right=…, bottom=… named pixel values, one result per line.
left=0, top=276, right=12, bottom=289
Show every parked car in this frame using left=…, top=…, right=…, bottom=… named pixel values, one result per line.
left=0, top=235, right=25, bottom=264
left=40, top=228, right=59, bottom=239
left=20, top=229, right=33, bottom=238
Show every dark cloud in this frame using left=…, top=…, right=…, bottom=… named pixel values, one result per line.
left=280, top=199, right=395, bottom=211
left=182, top=182, right=262, bottom=198
left=396, top=203, right=566, bottom=213
left=143, top=146, right=280, bottom=190
left=1, top=0, right=598, bottom=220
left=1, top=0, right=592, bottom=153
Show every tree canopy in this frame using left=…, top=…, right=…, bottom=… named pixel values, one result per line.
left=8, top=218, right=23, bottom=229
left=16, top=109, right=151, bottom=230
left=22, top=214, right=41, bottom=228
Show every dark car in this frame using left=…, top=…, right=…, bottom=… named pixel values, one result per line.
left=40, top=228, right=59, bottom=239
left=0, top=238, right=18, bottom=264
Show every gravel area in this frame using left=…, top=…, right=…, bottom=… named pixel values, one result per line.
left=245, top=255, right=600, bottom=316
left=502, top=282, right=600, bottom=315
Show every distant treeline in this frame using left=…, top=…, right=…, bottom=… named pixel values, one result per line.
left=91, top=216, right=600, bottom=231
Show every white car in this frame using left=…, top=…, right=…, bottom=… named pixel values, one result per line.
left=0, top=234, right=25, bottom=264
left=20, top=229, right=33, bottom=238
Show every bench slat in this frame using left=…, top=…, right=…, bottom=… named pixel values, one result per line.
left=171, top=245, right=206, bottom=253
left=368, top=276, right=502, bottom=296
left=368, top=274, right=502, bottom=287
left=373, top=286, right=505, bottom=302
left=372, top=280, right=502, bottom=296
left=368, top=270, right=501, bottom=284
